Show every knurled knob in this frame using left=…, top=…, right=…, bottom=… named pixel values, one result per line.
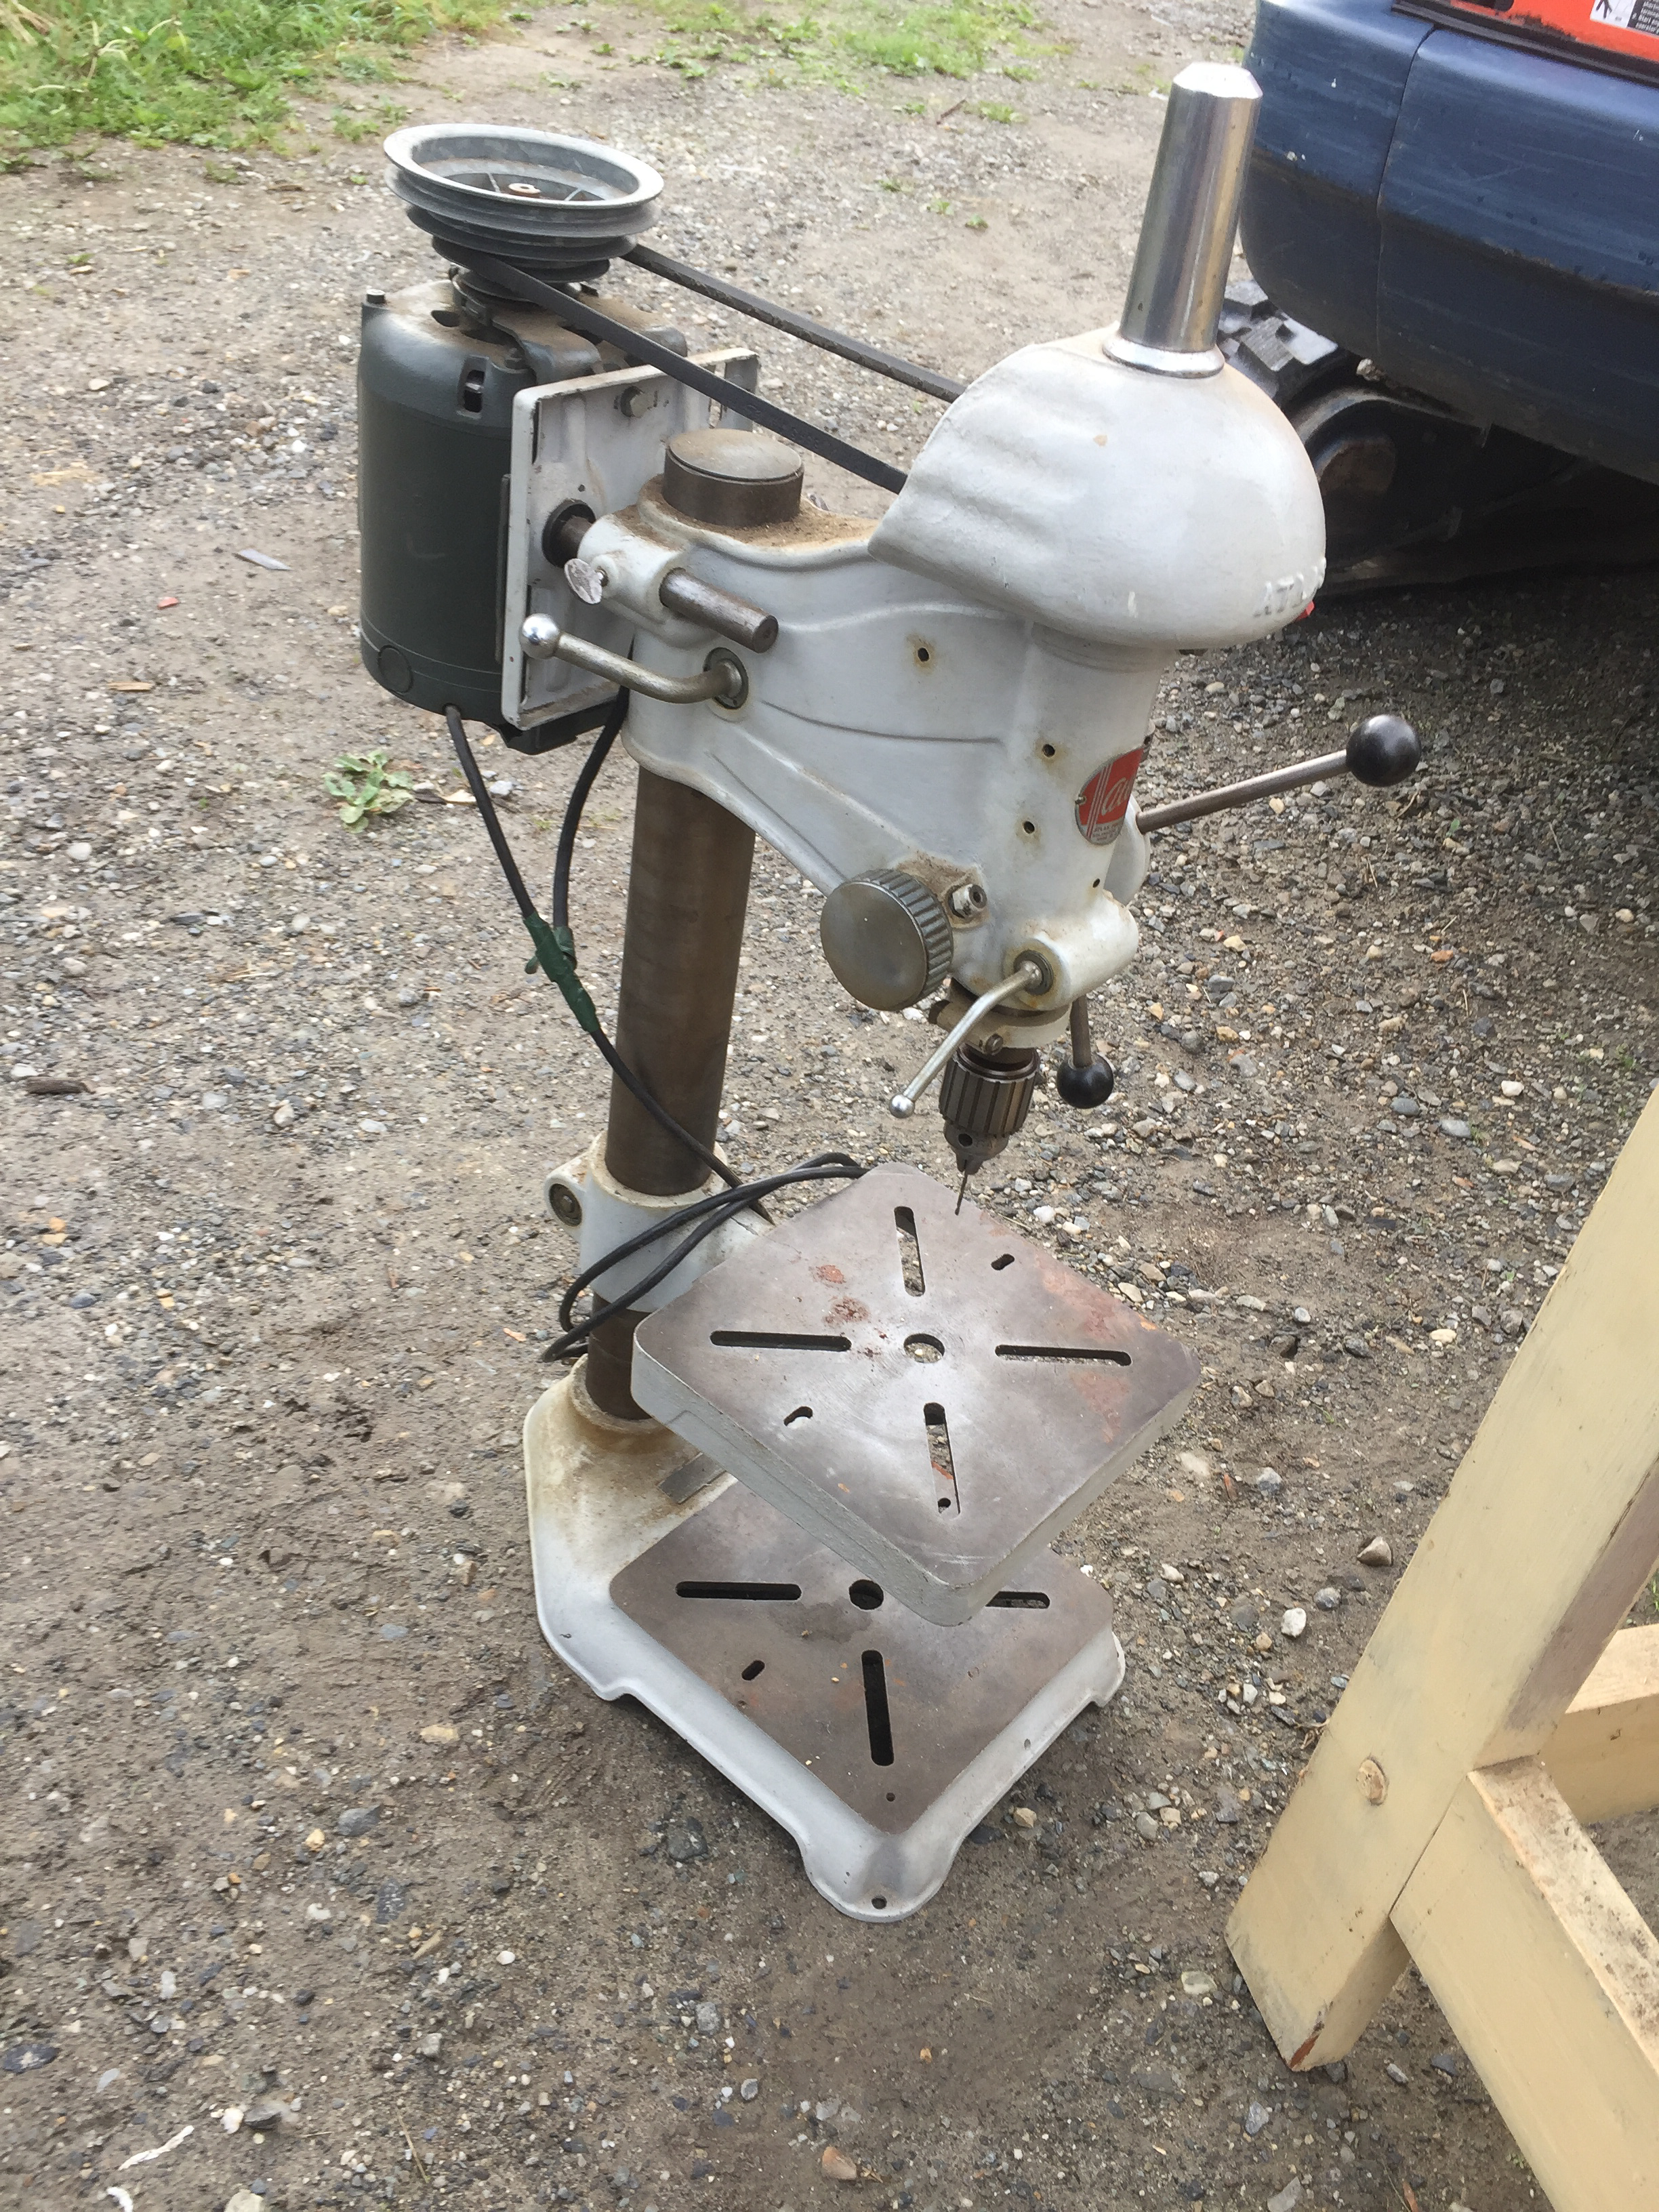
left=819, top=869, right=954, bottom=1011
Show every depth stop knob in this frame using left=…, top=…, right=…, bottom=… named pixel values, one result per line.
left=820, top=870, right=954, bottom=1011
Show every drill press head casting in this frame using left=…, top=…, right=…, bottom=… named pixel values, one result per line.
left=352, top=68, right=1404, bottom=1185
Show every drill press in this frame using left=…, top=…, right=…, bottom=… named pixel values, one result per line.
left=355, top=68, right=1418, bottom=1916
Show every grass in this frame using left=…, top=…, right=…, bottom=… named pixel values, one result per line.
left=329, top=93, right=411, bottom=139
left=630, top=0, right=1042, bottom=87
left=0, top=0, right=1044, bottom=161
left=0, top=0, right=506, bottom=159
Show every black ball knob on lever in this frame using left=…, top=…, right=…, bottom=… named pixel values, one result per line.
left=1051, top=718, right=1420, bottom=1118
left=1056, top=1055, right=1115, bottom=1109
left=1133, top=712, right=1422, bottom=834
left=1056, top=996, right=1116, bottom=1111
left=1346, top=713, right=1421, bottom=788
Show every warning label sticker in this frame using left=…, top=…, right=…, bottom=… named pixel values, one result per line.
left=1074, top=747, right=1144, bottom=846
left=1418, top=0, right=1659, bottom=70
left=1592, top=0, right=1659, bottom=32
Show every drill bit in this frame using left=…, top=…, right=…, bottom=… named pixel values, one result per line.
left=955, top=1167, right=969, bottom=1216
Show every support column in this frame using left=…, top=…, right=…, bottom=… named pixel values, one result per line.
left=585, top=765, right=754, bottom=1418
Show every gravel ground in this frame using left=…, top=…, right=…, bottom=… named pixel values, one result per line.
left=3, top=7, right=1659, bottom=2211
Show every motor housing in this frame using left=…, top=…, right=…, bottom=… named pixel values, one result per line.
left=357, top=280, right=583, bottom=728
left=356, top=124, right=676, bottom=736
left=356, top=279, right=693, bottom=737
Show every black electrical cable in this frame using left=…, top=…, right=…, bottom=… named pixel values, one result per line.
left=554, top=1151, right=863, bottom=1333
left=556, top=1183, right=745, bottom=1334
left=552, top=685, right=626, bottom=933
left=445, top=701, right=546, bottom=929
left=445, top=701, right=738, bottom=1190
left=542, top=1153, right=863, bottom=1365
left=443, top=701, right=870, bottom=1368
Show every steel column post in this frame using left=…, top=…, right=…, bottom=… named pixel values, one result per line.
left=585, top=764, right=755, bottom=1418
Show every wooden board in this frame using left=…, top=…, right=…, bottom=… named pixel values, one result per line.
left=1547, top=1622, right=1659, bottom=1824
left=1393, top=1759, right=1659, bottom=2211
left=1228, top=1090, right=1659, bottom=2064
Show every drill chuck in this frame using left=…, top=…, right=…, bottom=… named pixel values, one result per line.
left=939, top=1044, right=1042, bottom=1176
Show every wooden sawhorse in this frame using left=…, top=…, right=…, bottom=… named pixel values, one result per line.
left=1230, top=1092, right=1659, bottom=2205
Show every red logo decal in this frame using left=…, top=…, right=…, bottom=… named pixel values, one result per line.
left=1074, top=747, right=1143, bottom=846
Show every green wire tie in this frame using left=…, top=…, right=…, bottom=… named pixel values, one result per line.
left=522, top=909, right=600, bottom=1036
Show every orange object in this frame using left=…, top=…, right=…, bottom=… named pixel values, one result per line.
left=1417, top=0, right=1659, bottom=81
left=157, top=594, right=179, bottom=609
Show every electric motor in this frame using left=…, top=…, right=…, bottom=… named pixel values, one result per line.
left=356, top=124, right=668, bottom=738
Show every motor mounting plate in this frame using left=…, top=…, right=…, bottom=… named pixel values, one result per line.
left=501, top=348, right=760, bottom=732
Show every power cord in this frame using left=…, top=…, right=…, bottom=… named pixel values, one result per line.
left=550, top=689, right=623, bottom=940
left=441, top=701, right=867, bottom=1366
left=541, top=1151, right=863, bottom=1365
left=446, top=699, right=735, bottom=1189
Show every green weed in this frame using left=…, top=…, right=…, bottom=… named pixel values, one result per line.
left=324, top=747, right=414, bottom=830
left=0, top=0, right=506, bottom=157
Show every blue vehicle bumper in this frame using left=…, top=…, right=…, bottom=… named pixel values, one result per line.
left=1242, top=0, right=1659, bottom=483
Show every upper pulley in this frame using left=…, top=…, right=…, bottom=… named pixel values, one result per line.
left=383, top=123, right=663, bottom=281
